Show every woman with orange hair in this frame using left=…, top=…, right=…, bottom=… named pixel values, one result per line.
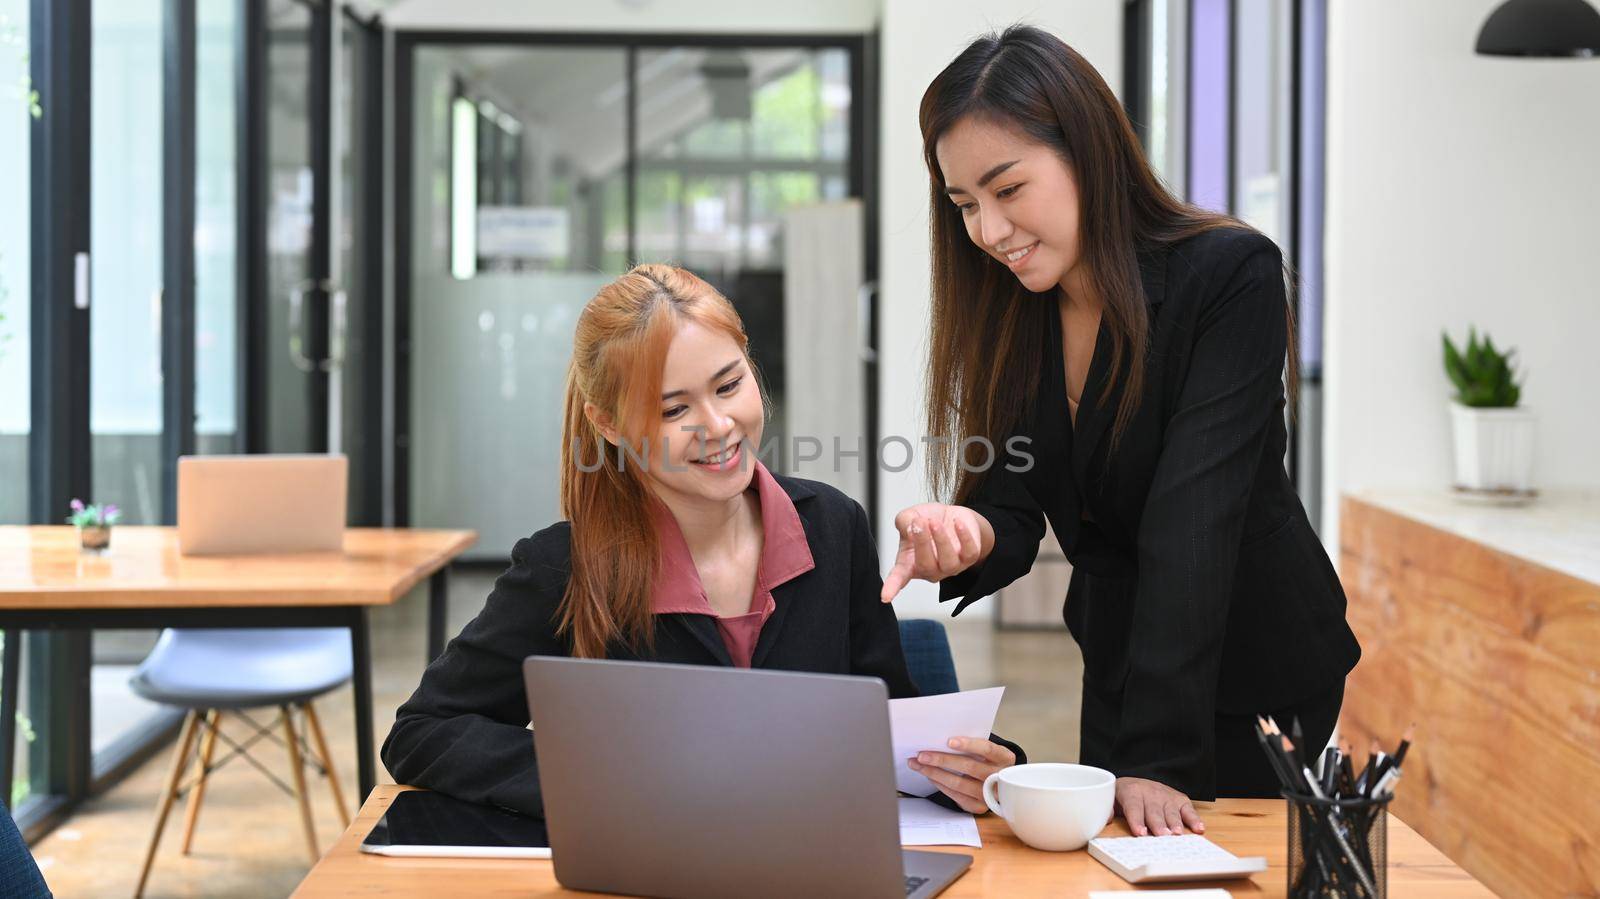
left=383, top=264, right=1020, bottom=817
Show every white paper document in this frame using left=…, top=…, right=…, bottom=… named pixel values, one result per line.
left=889, top=686, right=1005, bottom=795
left=897, top=798, right=982, bottom=848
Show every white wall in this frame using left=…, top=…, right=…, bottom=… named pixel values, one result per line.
left=383, top=0, right=878, bottom=33
left=877, top=1, right=1123, bottom=618
left=1322, top=0, right=1600, bottom=552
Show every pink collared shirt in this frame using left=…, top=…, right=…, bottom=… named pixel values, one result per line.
left=649, top=461, right=815, bottom=667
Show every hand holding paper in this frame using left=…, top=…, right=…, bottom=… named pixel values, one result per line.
left=890, top=686, right=1005, bottom=797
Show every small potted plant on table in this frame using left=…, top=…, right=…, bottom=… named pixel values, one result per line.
left=68, top=499, right=121, bottom=552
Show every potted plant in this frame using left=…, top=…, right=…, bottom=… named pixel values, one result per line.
left=1442, top=327, right=1535, bottom=501
left=67, top=499, right=121, bottom=552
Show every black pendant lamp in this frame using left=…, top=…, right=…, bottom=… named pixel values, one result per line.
left=1476, top=0, right=1600, bottom=57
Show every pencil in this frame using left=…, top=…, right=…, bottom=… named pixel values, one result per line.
left=1393, top=723, right=1415, bottom=768
left=1253, top=717, right=1295, bottom=789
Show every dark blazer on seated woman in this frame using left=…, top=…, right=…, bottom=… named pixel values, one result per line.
left=382, top=467, right=1024, bottom=818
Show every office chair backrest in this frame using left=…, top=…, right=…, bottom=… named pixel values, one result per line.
left=898, top=618, right=960, bottom=696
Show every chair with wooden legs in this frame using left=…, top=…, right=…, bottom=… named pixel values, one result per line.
left=127, top=628, right=353, bottom=899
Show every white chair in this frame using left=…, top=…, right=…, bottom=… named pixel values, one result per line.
left=127, top=628, right=352, bottom=898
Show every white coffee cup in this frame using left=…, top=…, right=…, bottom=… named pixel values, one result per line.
left=982, top=763, right=1116, bottom=852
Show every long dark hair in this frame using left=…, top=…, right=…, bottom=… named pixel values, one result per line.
left=919, top=24, right=1296, bottom=502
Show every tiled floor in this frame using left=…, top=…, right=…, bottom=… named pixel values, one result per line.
left=29, top=569, right=1084, bottom=898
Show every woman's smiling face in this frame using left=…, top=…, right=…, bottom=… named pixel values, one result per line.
left=935, top=114, right=1084, bottom=295
left=643, top=321, right=765, bottom=506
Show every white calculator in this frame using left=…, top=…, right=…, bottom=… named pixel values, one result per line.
left=1088, top=834, right=1267, bottom=884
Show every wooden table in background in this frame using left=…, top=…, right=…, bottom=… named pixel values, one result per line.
left=0, top=526, right=477, bottom=802
left=295, top=786, right=1491, bottom=897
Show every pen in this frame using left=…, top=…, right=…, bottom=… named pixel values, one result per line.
left=1338, top=741, right=1356, bottom=797
left=1373, top=727, right=1412, bottom=799
left=1364, top=740, right=1390, bottom=799
left=1354, top=749, right=1375, bottom=796
left=1372, top=766, right=1403, bottom=799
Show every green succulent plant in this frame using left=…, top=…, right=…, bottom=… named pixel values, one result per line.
left=1442, top=327, right=1522, bottom=408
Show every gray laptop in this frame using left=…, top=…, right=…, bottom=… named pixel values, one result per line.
left=523, top=657, right=972, bottom=899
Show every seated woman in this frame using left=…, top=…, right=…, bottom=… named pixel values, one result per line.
left=382, top=264, right=1022, bottom=818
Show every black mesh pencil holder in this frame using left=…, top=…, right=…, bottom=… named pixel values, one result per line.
left=1284, top=791, right=1390, bottom=899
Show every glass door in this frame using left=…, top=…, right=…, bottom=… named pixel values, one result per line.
left=0, top=0, right=30, bottom=526
left=633, top=45, right=855, bottom=476
left=0, top=0, right=34, bottom=811
left=398, top=37, right=865, bottom=557
left=404, top=43, right=627, bottom=556
left=334, top=9, right=383, bottom=523
left=86, top=0, right=170, bottom=764
left=262, top=0, right=328, bottom=455
left=6, top=0, right=354, bottom=838
left=195, top=0, right=239, bottom=457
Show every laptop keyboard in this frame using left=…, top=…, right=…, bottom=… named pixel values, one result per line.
left=905, top=875, right=930, bottom=895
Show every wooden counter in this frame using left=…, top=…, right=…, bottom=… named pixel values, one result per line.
left=1340, top=491, right=1600, bottom=899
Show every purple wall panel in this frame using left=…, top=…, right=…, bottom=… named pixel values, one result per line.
left=1188, top=0, right=1231, bottom=212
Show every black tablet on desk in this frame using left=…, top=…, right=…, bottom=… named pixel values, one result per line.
left=359, top=790, right=551, bottom=858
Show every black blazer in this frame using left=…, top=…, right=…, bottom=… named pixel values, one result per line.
left=940, top=227, right=1360, bottom=799
left=383, top=475, right=1022, bottom=817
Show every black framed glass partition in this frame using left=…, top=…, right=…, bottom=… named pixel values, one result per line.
left=334, top=8, right=384, bottom=525
left=632, top=43, right=855, bottom=457
left=0, top=0, right=36, bottom=813
left=1166, top=0, right=1325, bottom=523
left=6, top=0, right=380, bottom=840
left=400, top=40, right=630, bottom=559
left=395, top=33, right=870, bottom=559
left=86, top=0, right=174, bottom=776
left=0, top=0, right=29, bottom=527
left=262, top=0, right=323, bottom=456
left=1125, top=0, right=1187, bottom=221
left=17, top=0, right=94, bottom=836
left=196, top=0, right=239, bottom=458
left=1293, top=0, right=1326, bottom=529
left=255, top=0, right=381, bottom=514
left=1229, top=0, right=1324, bottom=523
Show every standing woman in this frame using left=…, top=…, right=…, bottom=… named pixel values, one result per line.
left=879, top=26, right=1360, bottom=836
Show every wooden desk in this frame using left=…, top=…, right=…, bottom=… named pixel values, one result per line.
left=0, top=526, right=477, bottom=801
left=295, top=786, right=1491, bottom=897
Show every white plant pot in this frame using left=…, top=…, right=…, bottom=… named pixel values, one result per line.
left=1449, top=402, right=1536, bottom=492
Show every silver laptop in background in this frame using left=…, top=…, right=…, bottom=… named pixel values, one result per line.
left=176, top=454, right=347, bottom=555
left=523, top=657, right=973, bottom=899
